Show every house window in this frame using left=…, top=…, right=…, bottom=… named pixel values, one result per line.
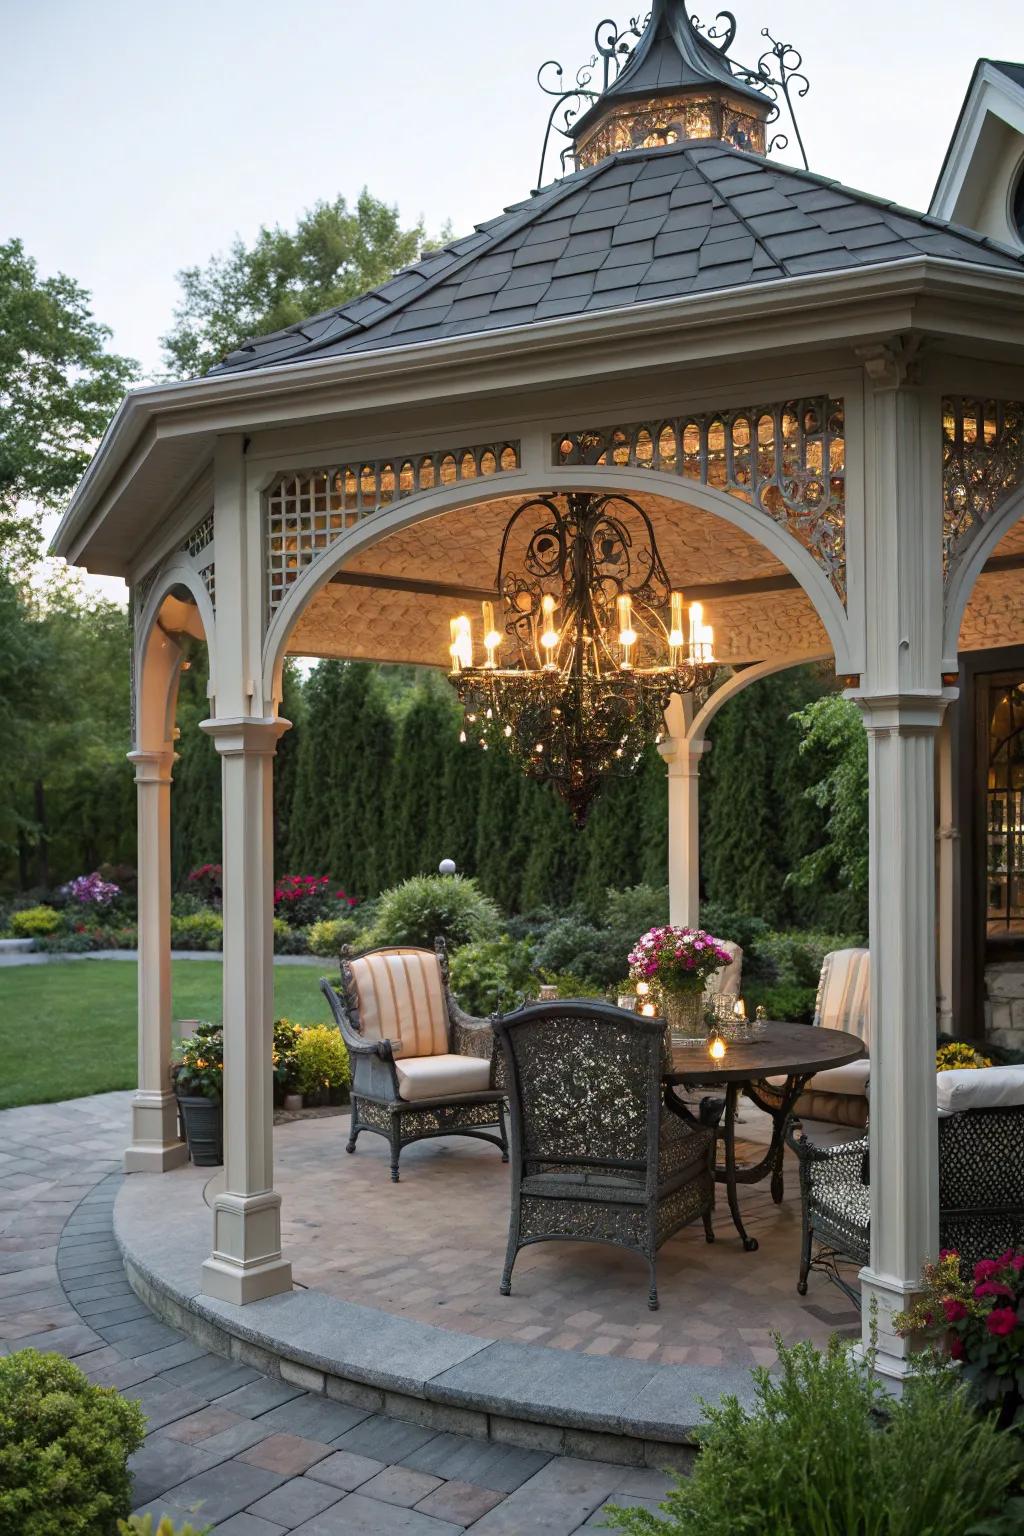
left=984, top=674, right=1024, bottom=938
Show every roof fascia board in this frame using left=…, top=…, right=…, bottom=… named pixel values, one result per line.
left=51, top=257, right=1024, bottom=563
left=931, top=61, right=1024, bottom=218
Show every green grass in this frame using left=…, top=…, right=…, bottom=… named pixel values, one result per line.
left=0, top=959, right=336, bottom=1110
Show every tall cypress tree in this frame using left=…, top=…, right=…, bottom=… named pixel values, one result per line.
left=387, top=679, right=460, bottom=883
left=170, top=648, right=221, bottom=883
left=274, top=660, right=305, bottom=873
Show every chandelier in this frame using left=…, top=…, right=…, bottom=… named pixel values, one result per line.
left=446, top=491, right=718, bottom=823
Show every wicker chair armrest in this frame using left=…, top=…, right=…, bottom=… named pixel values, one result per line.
left=788, top=1124, right=869, bottom=1186
left=320, top=979, right=397, bottom=1062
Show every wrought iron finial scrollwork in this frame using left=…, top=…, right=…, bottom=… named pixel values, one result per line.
left=753, top=29, right=809, bottom=169
left=534, top=12, right=649, bottom=188
left=688, top=9, right=737, bottom=53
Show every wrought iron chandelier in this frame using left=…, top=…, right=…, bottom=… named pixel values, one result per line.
left=447, top=491, right=717, bottom=824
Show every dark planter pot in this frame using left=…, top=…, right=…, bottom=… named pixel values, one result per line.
left=177, top=1093, right=223, bottom=1166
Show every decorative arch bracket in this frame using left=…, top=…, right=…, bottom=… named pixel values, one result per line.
left=943, top=396, right=1024, bottom=582
left=552, top=396, right=847, bottom=604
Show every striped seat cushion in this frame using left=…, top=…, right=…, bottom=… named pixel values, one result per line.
left=815, top=948, right=871, bottom=1048
left=348, top=949, right=449, bottom=1058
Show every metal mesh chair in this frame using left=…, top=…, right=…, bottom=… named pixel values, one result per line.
left=321, top=938, right=507, bottom=1182
left=493, top=1000, right=715, bottom=1310
left=791, top=1101, right=1024, bottom=1298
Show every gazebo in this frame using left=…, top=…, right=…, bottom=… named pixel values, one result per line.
left=52, top=1, right=1024, bottom=1383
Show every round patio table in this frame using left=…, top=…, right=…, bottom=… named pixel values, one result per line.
left=663, top=1021, right=865, bottom=1252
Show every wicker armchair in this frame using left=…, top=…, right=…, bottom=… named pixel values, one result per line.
left=493, top=1000, right=715, bottom=1310
left=791, top=1067, right=1024, bottom=1297
left=320, top=939, right=507, bottom=1182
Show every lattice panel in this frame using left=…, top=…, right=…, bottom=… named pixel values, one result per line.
left=199, top=563, right=216, bottom=608
left=943, top=397, right=1024, bottom=579
left=265, top=442, right=521, bottom=618
left=182, top=514, right=214, bottom=558
left=555, top=398, right=847, bottom=602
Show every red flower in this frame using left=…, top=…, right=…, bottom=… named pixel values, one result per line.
left=974, top=1258, right=1001, bottom=1282
left=950, top=1335, right=965, bottom=1360
left=942, top=1298, right=968, bottom=1323
left=974, top=1281, right=1015, bottom=1301
left=939, top=1248, right=960, bottom=1261
left=986, top=1307, right=1019, bottom=1338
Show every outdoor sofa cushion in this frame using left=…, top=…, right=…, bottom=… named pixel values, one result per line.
left=348, top=948, right=449, bottom=1058
left=394, top=1053, right=492, bottom=1103
left=708, top=942, right=743, bottom=999
left=936, top=1065, right=1024, bottom=1116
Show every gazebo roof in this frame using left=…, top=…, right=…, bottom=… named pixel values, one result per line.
left=209, top=140, right=1024, bottom=377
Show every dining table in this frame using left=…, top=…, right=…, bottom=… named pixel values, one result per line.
left=662, top=1020, right=866, bottom=1252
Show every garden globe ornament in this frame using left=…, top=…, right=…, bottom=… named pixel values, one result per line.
left=438, top=858, right=457, bottom=876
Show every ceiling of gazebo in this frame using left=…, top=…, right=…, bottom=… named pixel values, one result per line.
left=284, top=489, right=830, bottom=667
left=959, top=517, right=1024, bottom=651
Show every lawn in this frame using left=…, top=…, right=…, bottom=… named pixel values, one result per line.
left=0, top=959, right=335, bottom=1110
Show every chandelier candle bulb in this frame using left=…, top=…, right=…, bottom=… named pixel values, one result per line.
left=481, top=601, right=501, bottom=667
left=669, top=591, right=685, bottom=661
left=688, top=602, right=703, bottom=662
left=450, top=615, right=473, bottom=672
left=540, top=593, right=560, bottom=667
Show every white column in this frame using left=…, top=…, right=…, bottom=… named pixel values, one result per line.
left=199, top=716, right=292, bottom=1304
left=198, top=433, right=292, bottom=1305
left=124, top=747, right=188, bottom=1172
left=659, top=694, right=708, bottom=928
left=854, top=369, right=947, bottom=1376
left=935, top=714, right=957, bottom=1037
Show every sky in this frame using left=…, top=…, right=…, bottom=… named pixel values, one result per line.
left=5, top=0, right=1024, bottom=598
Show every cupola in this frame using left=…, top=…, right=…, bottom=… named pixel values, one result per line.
left=567, top=1, right=773, bottom=170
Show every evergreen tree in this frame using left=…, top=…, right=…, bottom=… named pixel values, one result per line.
left=518, top=783, right=581, bottom=914
left=273, top=661, right=305, bottom=874
left=171, top=649, right=221, bottom=884
left=386, top=679, right=460, bottom=883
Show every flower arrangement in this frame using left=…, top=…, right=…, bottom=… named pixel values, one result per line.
left=172, top=1022, right=224, bottom=1101
left=937, top=1041, right=993, bottom=1071
left=62, top=871, right=121, bottom=907
left=628, top=925, right=734, bottom=997
left=895, top=1249, right=1024, bottom=1428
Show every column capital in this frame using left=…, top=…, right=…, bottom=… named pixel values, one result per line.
left=200, top=716, right=292, bottom=756
left=127, top=748, right=177, bottom=784
left=848, top=689, right=956, bottom=732
left=658, top=736, right=711, bottom=770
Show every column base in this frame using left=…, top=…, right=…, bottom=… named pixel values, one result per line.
left=201, top=1188, right=292, bottom=1305
left=858, top=1265, right=921, bottom=1379
left=201, top=1253, right=293, bottom=1305
left=124, top=1090, right=188, bottom=1173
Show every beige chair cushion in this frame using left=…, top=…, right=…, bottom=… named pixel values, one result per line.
left=394, top=1054, right=491, bottom=1103
left=349, top=949, right=449, bottom=1058
left=707, top=942, right=743, bottom=999
left=815, top=948, right=871, bottom=1046
left=766, top=1059, right=869, bottom=1097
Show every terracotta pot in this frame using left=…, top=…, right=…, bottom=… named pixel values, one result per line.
left=177, top=1093, right=223, bottom=1166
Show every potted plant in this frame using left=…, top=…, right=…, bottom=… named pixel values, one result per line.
left=628, top=925, right=735, bottom=1041
left=273, top=1018, right=304, bottom=1110
left=172, top=1022, right=224, bottom=1166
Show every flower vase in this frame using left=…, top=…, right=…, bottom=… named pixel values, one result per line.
left=662, top=988, right=706, bottom=1045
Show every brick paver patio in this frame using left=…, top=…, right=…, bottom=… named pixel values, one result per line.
left=0, top=1093, right=679, bottom=1532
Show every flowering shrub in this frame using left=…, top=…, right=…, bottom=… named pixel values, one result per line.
left=295, top=1025, right=350, bottom=1099
left=172, top=1022, right=224, bottom=1101
left=274, top=874, right=357, bottom=928
left=937, top=1041, right=993, bottom=1071
left=307, top=915, right=362, bottom=958
left=895, top=1250, right=1024, bottom=1427
left=8, top=905, right=63, bottom=939
left=628, top=926, right=734, bottom=996
left=62, top=871, right=121, bottom=907
left=186, top=863, right=222, bottom=907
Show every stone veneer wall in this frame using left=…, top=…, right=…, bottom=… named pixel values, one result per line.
left=985, top=961, right=1024, bottom=1049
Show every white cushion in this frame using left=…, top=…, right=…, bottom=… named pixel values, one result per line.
left=394, top=1053, right=491, bottom=1103
left=349, top=949, right=449, bottom=1058
left=936, top=1065, right=1024, bottom=1115
left=766, top=1058, right=869, bottom=1098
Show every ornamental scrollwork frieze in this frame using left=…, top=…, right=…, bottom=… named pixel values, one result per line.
left=264, top=441, right=522, bottom=621
left=942, top=397, right=1024, bottom=581
left=553, top=397, right=847, bottom=604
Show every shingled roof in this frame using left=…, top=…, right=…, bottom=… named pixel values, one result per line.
left=208, top=139, right=1024, bottom=377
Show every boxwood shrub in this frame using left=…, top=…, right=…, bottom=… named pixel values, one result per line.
left=0, top=1348, right=146, bottom=1535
